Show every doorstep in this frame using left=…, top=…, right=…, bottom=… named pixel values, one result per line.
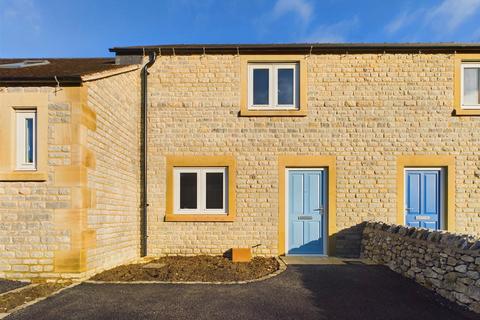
left=280, top=256, right=376, bottom=265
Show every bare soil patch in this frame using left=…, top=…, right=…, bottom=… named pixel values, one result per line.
left=0, top=282, right=69, bottom=313
left=91, top=256, right=279, bottom=282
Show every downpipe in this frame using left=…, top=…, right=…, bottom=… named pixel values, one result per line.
left=140, top=51, right=157, bottom=257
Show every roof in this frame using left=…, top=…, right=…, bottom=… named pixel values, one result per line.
left=110, top=42, right=480, bottom=55
left=0, top=58, right=137, bottom=86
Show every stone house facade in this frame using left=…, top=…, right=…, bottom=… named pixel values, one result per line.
left=0, top=59, right=141, bottom=280
left=1, top=43, right=480, bottom=280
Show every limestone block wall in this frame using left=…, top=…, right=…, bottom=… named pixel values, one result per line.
left=0, top=87, right=95, bottom=281
left=361, top=221, right=480, bottom=314
left=85, top=70, right=141, bottom=274
left=0, top=70, right=140, bottom=281
left=146, top=53, right=480, bottom=257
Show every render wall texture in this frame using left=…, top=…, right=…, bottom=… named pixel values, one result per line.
left=362, top=222, right=480, bottom=313
left=146, top=53, right=480, bottom=257
left=85, top=70, right=141, bottom=274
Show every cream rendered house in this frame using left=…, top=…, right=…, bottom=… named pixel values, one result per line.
left=1, top=43, right=480, bottom=280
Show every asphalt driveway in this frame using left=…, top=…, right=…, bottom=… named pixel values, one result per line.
left=6, top=264, right=478, bottom=320
left=0, top=280, right=27, bottom=295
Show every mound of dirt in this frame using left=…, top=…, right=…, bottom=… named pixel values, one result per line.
left=91, top=256, right=279, bottom=282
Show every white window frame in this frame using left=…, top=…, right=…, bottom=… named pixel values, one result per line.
left=173, top=167, right=227, bottom=215
left=248, top=63, right=299, bottom=110
left=15, top=109, right=37, bottom=171
left=461, top=62, right=480, bottom=109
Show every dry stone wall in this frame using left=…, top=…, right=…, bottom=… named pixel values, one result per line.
left=362, top=221, right=480, bottom=313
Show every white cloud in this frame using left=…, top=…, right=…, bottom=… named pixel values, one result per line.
left=384, top=10, right=422, bottom=34
left=385, top=0, right=480, bottom=35
left=259, top=0, right=357, bottom=43
left=304, top=17, right=359, bottom=43
left=271, top=0, right=314, bottom=25
left=426, top=0, right=480, bottom=32
left=1, top=0, right=41, bottom=33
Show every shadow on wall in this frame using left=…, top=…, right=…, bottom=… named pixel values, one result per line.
left=294, top=264, right=478, bottom=320
left=284, top=223, right=366, bottom=258
left=223, top=249, right=232, bottom=259
left=331, top=222, right=367, bottom=258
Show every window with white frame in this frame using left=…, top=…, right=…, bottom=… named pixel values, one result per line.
left=174, top=167, right=227, bottom=214
left=248, top=63, right=299, bottom=109
left=461, top=63, right=480, bottom=109
left=16, top=110, right=37, bottom=170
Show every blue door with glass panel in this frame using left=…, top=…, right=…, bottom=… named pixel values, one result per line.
left=288, top=170, right=326, bottom=255
left=405, top=170, right=442, bottom=230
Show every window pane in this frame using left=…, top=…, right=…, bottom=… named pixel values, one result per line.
left=278, top=68, right=294, bottom=105
left=464, top=67, right=479, bottom=105
left=25, top=118, right=34, bottom=163
left=253, top=68, right=269, bottom=105
left=206, top=172, right=224, bottom=209
left=180, top=173, right=197, bottom=209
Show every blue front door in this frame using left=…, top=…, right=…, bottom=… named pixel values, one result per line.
left=405, top=170, right=442, bottom=230
left=288, top=170, right=326, bottom=255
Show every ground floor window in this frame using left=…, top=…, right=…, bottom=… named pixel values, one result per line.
left=174, top=167, right=227, bottom=214
left=165, top=156, right=236, bottom=222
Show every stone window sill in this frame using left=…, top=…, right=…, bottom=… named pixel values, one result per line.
left=239, top=108, right=307, bottom=117
left=165, top=214, right=235, bottom=222
left=0, top=171, right=48, bottom=182
left=453, top=108, right=480, bottom=116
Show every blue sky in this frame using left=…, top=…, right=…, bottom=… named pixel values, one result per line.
left=1, top=0, right=480, bottom=58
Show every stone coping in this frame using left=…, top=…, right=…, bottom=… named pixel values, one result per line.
left=84, top=257, right=287, bottom=285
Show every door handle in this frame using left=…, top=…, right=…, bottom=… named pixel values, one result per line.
left=313, top=207, right=324, bottom=211
left=405, top=208, right=413, bottom=211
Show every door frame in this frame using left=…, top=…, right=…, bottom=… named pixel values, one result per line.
left=403, top=167, right=446, bottom=230
left=278, top=156, right=336, bottom=256
left=285, top=168, right=328, bottom=256
left=396, top=155, right=455, bottom=232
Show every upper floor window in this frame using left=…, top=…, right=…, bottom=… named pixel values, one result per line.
left=248, top=63, right=299, bottom=110
left=16, top=109, right=37, bottom=170
left=461, top=63, right=480, bottom=109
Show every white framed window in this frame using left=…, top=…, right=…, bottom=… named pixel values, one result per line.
left=174, top=167, right=227, bottom=214
left=461, top=63, right=480, bottom=109
left=15, top=109, right=37, bottom=170
left=248, top=63, right=299, bottom=110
